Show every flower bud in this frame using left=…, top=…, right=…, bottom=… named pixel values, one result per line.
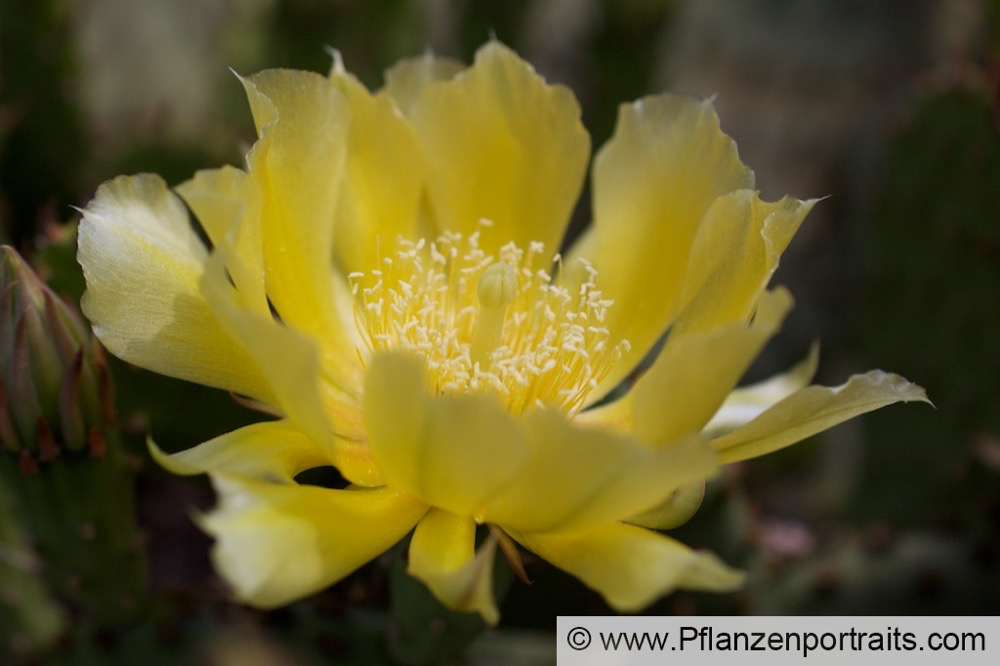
left=0, top=246, right=113, bottom=464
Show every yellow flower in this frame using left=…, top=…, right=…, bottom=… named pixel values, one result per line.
left=76, top=42, right=926, bottom=622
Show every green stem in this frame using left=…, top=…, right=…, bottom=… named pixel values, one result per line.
left=0, top=471, right=64, bottom=657
left=0, top=431, right=147, bottom=628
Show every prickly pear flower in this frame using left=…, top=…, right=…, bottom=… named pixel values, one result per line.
left=76, top=42, right=927, bottom=622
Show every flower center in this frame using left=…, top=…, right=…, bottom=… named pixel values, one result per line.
left=349, top=229, right=628, bottom=415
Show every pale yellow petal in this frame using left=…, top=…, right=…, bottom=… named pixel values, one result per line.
left=703, top=341, right=819, bottom=436
left=201, top=477, right=427, bottom=608
left=363, top=352, right=527, bottom=516
left=148, top=420, right=330, bottom=483
left=174, top=166, right=247, bottom=250
left=675, top=190, right=815, bottom=334
left=408, top=509, right=499, bottom=624
left=199, top=225, right=370, bottom=482
left=78, top=173, right=273, bottom=402
left=199, top=252, right=345, bottom=474
left=176, top=166, right=268, bottom=317
left=574, top=94, right=754, bottom=403
left=480, top=409, right=717, bottom=533
left=327, top=62, right=424, bottom=275
left=630, top=288, right=793, bottom=444
left=571, top=393, right=633, bottom=433
left=382, top=51, right=464, bottom=117
left=626, top=481, right=706, bottom=530
left=199, top=250, right=377, bottom=488
left=240, top=69, right=362, bottom=393
left=514, top=523, right=744, bottom=612
left=332, top=435, right=385, bottom=489
left=410, top=41, right=589, bottom=258
left=713, top=370, right=931, bottom=464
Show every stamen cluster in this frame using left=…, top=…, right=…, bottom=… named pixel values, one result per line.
left=350, top=228, right=628, bottom=415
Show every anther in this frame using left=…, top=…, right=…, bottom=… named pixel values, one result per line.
left=471, top=262, right=517, bottom=366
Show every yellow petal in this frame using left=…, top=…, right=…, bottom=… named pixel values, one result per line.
left=572, top=392, right=633, bottom=433
left=327, top=60, right=424, bottom=275
left=675, top=191, right=815, bottom=334
left=382, top=51, right=464, bottom=117
left=331, top=436, right=385, bottom=489
left=193, top=201, right=372, bottom=484
left=574, top=94, right=754, bottom=403
left=630, top=288, right=794, bottom=444
left=410, top=41, right=589, bottom=258
left=626, top=481, right=706, bottom=530
left=201, top=476, right=427, bottom=608
left=713, top=370, right=931, bottom=463
left=514, top=523, right=744, bottom=612
left=408, top=509, right=499, bottom=624
left=240, top=69, right=361, bottom=391
left=148, top=420, right=329, bottom=483
left=480, top=409, right=717, bottom=533
left=363, top=352, right=527, bottom=516
left=199, top=252, right=347, bottom=474
left=175, top=166, right=250, bottom=253
left=176, top=166, right=269, bottom=317
left=198, top=249, right=377, bottom=487
left=181, top=162, right=361, bottom=406
left=78, top=173, right=273, bottom=402
left=703, top=341, right=819, bottom=436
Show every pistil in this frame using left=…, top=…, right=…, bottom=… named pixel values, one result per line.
left=470, top=262, right=517, bottom=367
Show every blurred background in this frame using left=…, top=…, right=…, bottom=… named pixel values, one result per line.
left=2, top=0, right=998, bottom=663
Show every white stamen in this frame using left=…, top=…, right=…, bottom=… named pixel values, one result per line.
left=351, top=233, right=627, bottom=415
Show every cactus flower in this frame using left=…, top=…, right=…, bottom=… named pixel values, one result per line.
left=76, top=42, right=927, bottom=622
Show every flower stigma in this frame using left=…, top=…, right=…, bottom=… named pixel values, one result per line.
left=471, top=261, right=518, bottom=367
left=349, top=229, right=629, bottom=415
